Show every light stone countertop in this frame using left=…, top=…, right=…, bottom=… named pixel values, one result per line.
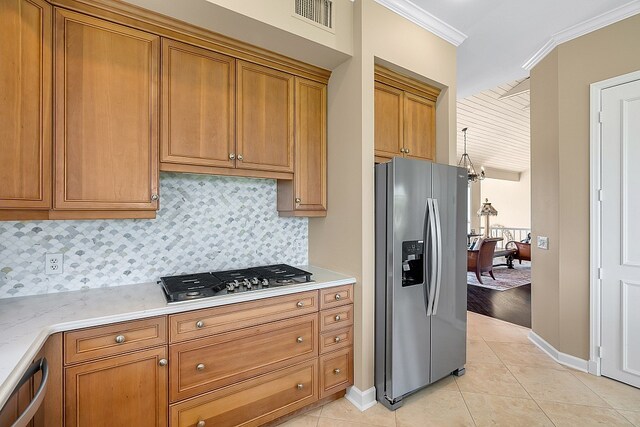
left=0, top=265, right=355, bottom=408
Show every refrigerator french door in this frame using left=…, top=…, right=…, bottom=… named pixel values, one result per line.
left=375, top=157, right=467, bottom=410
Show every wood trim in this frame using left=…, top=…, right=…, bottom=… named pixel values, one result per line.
left=374, top=64, right=441, bottom=102
left=374, top=155, right=393, bottom=164
left=160, top=162, right=293, bottom=181
left=64, top=316, right=167, bottom=365
left=34, top=333, right=63, bottom=427
left=278, top=209, right=327, bottom=218
left=48, top=0, right=330, bottom=84
left=0, top=210, right=50, bottom=221
left=48, top=210, right=157, bottom=220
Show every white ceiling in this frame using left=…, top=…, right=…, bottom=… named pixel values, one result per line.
left=406, top=0, right=638, bottom=98
left=456, top=80, right=530, bottom=173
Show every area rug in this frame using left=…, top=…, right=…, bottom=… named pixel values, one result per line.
left=467, top=262, right=531, bottom=291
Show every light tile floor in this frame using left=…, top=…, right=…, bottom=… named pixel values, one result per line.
left=280, top=311, right=640, bottom=427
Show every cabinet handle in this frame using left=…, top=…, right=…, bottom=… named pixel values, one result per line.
left=334, top=336, right=341, bottom=343
left=158, top=359, right=168, bottom=367
left=237, top=154, right=243, bottom=161
left=296, top=383, right=304, bottom=390
left=295, top=198, right=301, bottom=203
left=151, top=194, right=159, bottom=201
left=335, top=294, right=341, bottom=301
left=197, top=421, right=206, bottom=427
left=115, top=335, right=125, bottom=344
left=195, top=320, right=204, bottom=329
left=334, top=368, right=341, bottom=375
left=335, top=315, right=341, bottom=321
left=196, top=363, right=205, bottom=371
left=296, top=301, right=304, bottom=308
left=229, top=153, right=236, bottom=160
left=296, top=337, right=303, bottom=343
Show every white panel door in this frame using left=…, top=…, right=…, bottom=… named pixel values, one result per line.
left=601, top=78, right=640, bottom=388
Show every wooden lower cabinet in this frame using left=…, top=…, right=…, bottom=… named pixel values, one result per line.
left=64, top=346, right=168, bottom=427
left=170, top=359, right=318, bottom=427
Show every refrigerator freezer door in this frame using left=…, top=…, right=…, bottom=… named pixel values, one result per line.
left=429, top=163, right=468, bottom=382
left=387, top=158, right=433, bottom=401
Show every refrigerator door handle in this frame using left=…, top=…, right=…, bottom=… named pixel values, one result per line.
left=432, top=198, right=443, bottom=316
left=426, top=198, right=438, bottom=316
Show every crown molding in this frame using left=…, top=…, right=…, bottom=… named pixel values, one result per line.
left=523, top=0, right=640, bottom=70
left=373, top=0, right=467, bottom=47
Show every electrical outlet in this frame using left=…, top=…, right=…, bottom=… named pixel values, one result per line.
left=45, top=253, right=63, bottom=275
left=537, top=236, right=549, bottom=250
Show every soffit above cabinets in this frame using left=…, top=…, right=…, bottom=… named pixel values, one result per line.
left=457, top=79, right=530, bottom=174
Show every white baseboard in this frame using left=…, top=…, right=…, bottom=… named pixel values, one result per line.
left=528, top=331, right=592, bottom=373
left=345, top=386, right=377, bottom=411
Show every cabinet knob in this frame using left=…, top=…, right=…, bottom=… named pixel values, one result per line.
left=296, top=337, right=303, bottom=343
left=296, top=383, right=304, bottom=390
left=334, top=336, right=341, bottom=343
left=296, top=301, right=304, bottom=308
left=195, top=320, right=204, bottom=329
left=400, top=148, right=406, bottom=153
left=335, top=294, right=341, bottom=301
left=237, top=154, right=243, bottom=161
left=334, top=368, right=341, bottom=375
left=196, top=363, right=205, bottom=371
left=115, top=335, right=125, bottom=344
left=158, top=359, right=168, bottom=367
left=295, top=198, right=301, bottom=203
left=229, top=153, right=236, bottom=160
left=197, top=421, right=206, bottom=427
left=151, top=194, right=159, bottom=201
left=405, top=148, right=410, bottom=154
left=335, top=315, right=341, bottom=321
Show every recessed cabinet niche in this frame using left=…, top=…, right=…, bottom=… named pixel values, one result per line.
left=374, top=65, right=440, bottom=164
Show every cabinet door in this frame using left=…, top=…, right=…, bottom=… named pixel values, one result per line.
left=294, top=77, right=327, bottom=213
left=236, top=60, right=294, bottom=173
left=374, top=81, right=404, bottom=161
left=0, top=0, right=52, bottom=210
left=404, top=92, right=436, bottom=161
left=161, top=39, right=235, bottom=170
left=64, top=347, right=168, bottom=427
left=54, top=9, right=159, bottom=210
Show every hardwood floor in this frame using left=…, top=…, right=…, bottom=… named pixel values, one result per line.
left=467, top=284, right=531, bottom=328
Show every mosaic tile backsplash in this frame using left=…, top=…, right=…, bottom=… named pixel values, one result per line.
left=0, top=173, right=308, bottom=299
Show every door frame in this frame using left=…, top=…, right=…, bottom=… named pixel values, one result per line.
left=589, top=69, right=640, bottom=377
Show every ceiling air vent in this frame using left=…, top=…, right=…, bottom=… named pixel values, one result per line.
left=295, top=0, right=333, bottom=29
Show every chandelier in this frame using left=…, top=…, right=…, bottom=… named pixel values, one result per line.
left=458, top=127, right=485, bottom=182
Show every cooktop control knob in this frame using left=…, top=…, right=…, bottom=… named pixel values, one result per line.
left=233, top=280, right=240, bottom=289
left=226, top=283, right=235, bottom=292
left=251, top=277, right=259, bottom=285
left=262, top=279, right=270, bottom=287
left=243, top=279, right=252, bottom=289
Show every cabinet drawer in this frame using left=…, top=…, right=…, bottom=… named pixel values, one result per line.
left=169, top=291, right=318, bottom=343
left=319, top=325, right=353, bottom=355
left=319, top=347, right=353, bottom=399
left=170, top=359, right=318, bottom=427
left=64, top=316, right=167, bottom=364
left=319, top=284, right=354, bottom=310
left=319, top=304, right=354, bottom=332
left=170, top=313, right=318, bottom=402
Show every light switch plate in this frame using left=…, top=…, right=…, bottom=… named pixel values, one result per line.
left=537, top=236, right=549, bottom=250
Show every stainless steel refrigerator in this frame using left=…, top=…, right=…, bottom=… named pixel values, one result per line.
left=375, top=157, right=467, bottom=410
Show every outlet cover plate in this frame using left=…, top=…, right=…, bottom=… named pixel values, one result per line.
left=45, top=253, right=63, bottom=275
left=537, top=236, right=549, bottom=250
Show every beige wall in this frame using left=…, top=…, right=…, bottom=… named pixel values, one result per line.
left=310, top=0, right=457, bottom=391
left=122, top=0, right=353, bottom=69
left=530, top=14, right=640, bottom=359
left=481, top=170, right=531, bottom=229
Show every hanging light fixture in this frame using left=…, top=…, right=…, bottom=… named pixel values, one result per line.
left=458, top=127, right=485, bottom=182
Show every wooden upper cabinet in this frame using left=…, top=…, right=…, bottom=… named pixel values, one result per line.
left=0, top=0, right=52, bottom=210
left=64, top=346, right=168, bottom=427
left=404, top=92, right=436, bottom=161
left=237, top=60, right=294, bottom=173
left=374, top=81, right=404, bottom=162
left=54, top=9, right=159, bottom=211
left=278, top=78, right=327, bottom=216
left=161, top=39, right=235, bottom=170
